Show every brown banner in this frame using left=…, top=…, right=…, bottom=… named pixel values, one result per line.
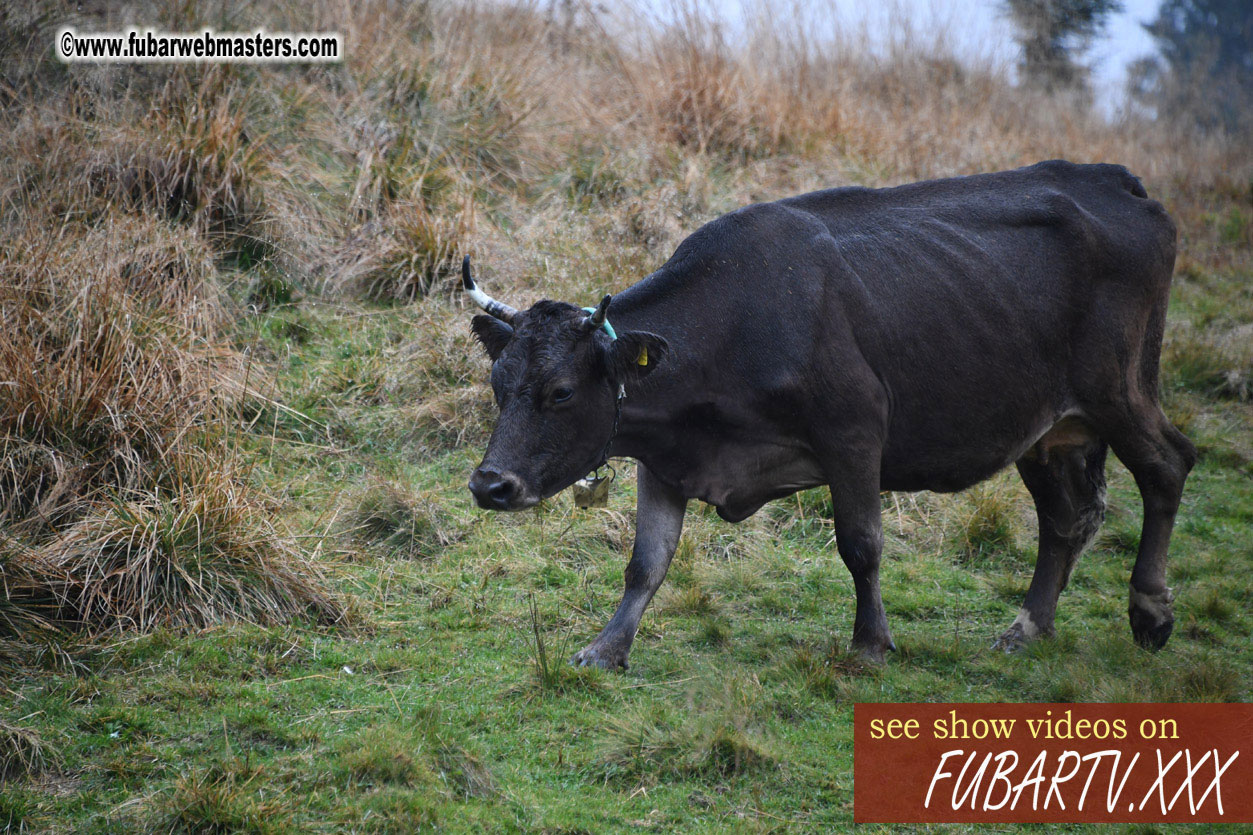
left=854, top=703, right=1253, bottom=823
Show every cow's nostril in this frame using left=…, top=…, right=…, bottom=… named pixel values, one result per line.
left=470, top=468, right=522, bottom=510
left=487, top=479, right=515, bottom=505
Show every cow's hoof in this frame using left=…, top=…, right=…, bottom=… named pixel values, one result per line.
left=571, top=642, right=629, bottom=671
left=852, top=638, right=895, bottom=665
left=1129, top=586, right=1174, bottom=651
left=992, top=623, right=1029, bottom=653
left=992, top=610, right=1051, bottom=653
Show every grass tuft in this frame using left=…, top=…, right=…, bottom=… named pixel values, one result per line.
left=431, top=734, right=497, bottom=800
left=341, top=709, right=499, bottom=801
left=783, top=641, right=873, bottom=699
left=337, top=723, right=438, bottom=789
left=160, top=758, right=292, bottom=835
left=598, top=675, right=780, bottom=782
left=1176, top=654, right=1242, bottom=701
left=694, top=615, right=732, bottom=647
left=956, top=484, right=1019, bottom=562
left=0, top=197, right=343, bottom=643
left=0, top=787, right=33, bottom=833
left=1163, top=322, right=1253, bottom=401
left=1098, top=517, right=1141, bottom=555
left=345, top=480, right=461, bottom=559
left=0, top=720, right=53, bottom=781
left=355, top=788, right=441, bottom=832
left=89, top=76, right=270, bottom=255
left=664, top=584, right=719, bottom=617
left=332, top=199, right=476, bottom=303
left=39, top=459, right=345, bottom=632
left=526, top=595, right=602, bottom=694
left=0, top=215, right=245, bottom=537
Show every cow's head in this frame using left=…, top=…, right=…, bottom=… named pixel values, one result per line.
left=462, top=257, right=666, bottom=510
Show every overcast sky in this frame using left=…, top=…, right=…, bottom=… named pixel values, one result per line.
left=641, top=0, right=1164, bottom=111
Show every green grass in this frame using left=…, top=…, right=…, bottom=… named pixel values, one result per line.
left=4, top=288, right=1251, bottom=832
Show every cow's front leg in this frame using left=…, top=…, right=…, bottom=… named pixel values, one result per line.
left=829, top=461, right=895, bottom=663
left=573, top=464, right=686, bottom=670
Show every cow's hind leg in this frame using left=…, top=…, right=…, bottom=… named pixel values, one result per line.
left=995, top=420, right=1107, bottom=651
left=1095, top=406, right=1196, bottom=649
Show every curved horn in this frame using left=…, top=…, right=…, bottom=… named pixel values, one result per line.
left=461, top=256, right=517, bottom=323
left=583, top=294, right=611, bottom=332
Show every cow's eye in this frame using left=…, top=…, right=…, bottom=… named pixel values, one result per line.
left=552, top=386, right=575, bottom=404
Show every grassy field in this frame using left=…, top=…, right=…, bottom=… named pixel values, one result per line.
left=2, top=1, right=1251, bottom=832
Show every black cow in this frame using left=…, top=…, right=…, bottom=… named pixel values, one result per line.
left=463, top=160, right=1195, bottom=669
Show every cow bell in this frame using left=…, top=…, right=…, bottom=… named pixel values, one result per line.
left=572, top=473, right=610, bottom=508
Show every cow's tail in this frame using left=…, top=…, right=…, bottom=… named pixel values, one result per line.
left=1138, top=222, right=1178, bottom=400
left=1139, top=284, right=1169, bottom=400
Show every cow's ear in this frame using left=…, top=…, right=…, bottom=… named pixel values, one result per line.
left=607, top=331, right=667, bottom=381
left=471, top=315, right=513, bottom=361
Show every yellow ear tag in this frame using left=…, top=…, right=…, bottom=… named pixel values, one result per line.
left=637, top=345, right=649, bottom=366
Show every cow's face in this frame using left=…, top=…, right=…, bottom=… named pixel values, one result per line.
left=467, top=299, right=665, bottom=510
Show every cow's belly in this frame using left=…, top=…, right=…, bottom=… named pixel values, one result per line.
left=880, top=448, right=1026, bottom=493
left=879, top=403, right=1067, bottom=493
left=641, top=398, right=1071, bottom=517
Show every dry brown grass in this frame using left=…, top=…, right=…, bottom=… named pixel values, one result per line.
left=0, top=719, right=54, bottom=781
left=0, top=535, right=70, bottom=670
left=41, top=457, right=344, bottom=632
left=0, top=16, right=351, bottom=647
left=0, top=221, right=345, bottom=636
left=326, top=196, right=477, bottom=302
left=87, top=75, right=269, bottom=252
left=0, top=214, right=241, bottom=535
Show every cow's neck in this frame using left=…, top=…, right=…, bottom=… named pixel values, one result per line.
left=596, top=283, right=675, bottom=457
left=599, top=281, right=722, bottom=493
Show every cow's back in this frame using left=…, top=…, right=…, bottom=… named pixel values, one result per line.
left=781, top=160, right=1173, bottom=290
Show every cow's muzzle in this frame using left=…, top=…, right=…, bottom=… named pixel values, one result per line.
left=468, top=467, right=532, bottom=511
